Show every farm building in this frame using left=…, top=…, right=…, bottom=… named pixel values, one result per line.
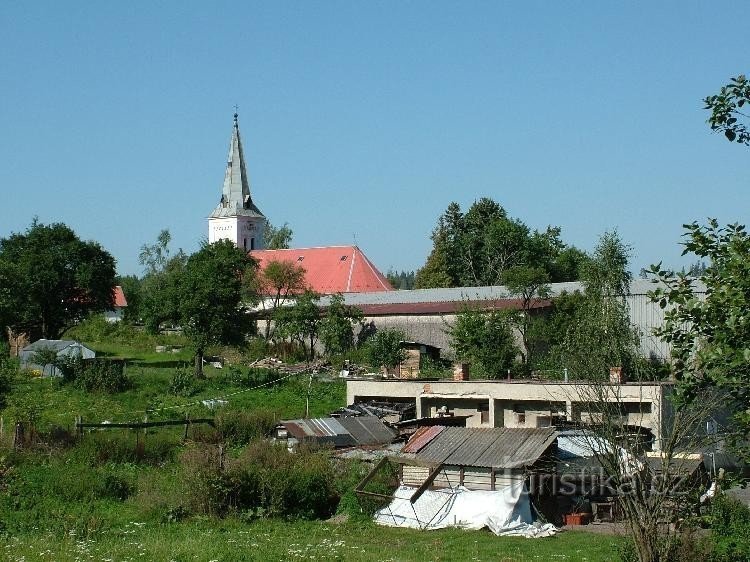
left=323, top=279, right=706, bottom=361
left=19, top=339, right=95, bottom=377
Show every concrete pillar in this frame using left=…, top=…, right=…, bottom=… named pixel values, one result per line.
left=566, top=400, right=573, bottom=422
left=489, top=398, right=496, bottom=427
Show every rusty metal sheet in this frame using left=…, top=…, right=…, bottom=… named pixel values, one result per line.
left=402, top=425, right=445, bottom=453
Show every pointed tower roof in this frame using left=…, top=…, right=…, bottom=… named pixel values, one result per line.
left=209, top=113, right=265, bottom=218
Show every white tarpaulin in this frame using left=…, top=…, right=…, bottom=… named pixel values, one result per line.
left=374, top=483, right=557, bottom=538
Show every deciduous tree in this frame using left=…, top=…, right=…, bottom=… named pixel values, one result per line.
left=650, top=219, right=750, bottom=458
left=0, top=221, right=116, bottom=339
left=178, top=240, right=258, bottom=378
left=414, top=198, right=585, bottom=289
left=274, top=290, right=322, bottom=361
left=320, top=293, right=363, bottom=355
left=555, top=231, right=639, bottom=379
left=366, top=328, right=407, bottom=373
left=448, top=308, right=518, bottom=378
left=263, top=222, right=293, bottom=250
left=249, top=259, right=307, bottom=340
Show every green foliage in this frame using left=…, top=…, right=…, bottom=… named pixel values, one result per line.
left=448, top=308, right=518, bottom=378
left=502, top=265, right=551, bottom=365
left=274, top=290, right=322, bottom=360
left=57, top=356, right=130, bottom=393
left=251, top=259, right=307, bottom=340
left=650, top=220, right=750, bottom=456
left=706, top=493, right=750, bottom=561
left=169, top=366, right=198, bottom=397
left=263, top=222, right=293, bottom=250
left=0, top=220, right=116, bottom=339
left=214, top=408, right=278, bottom=446
left=554, top=231, right=639, bottom=379
left=178, top=240, right=259, bottom=377
left=704, top=74, right=750, bottom=145
left=0, top=354, right=14, bottom=409
left=177, top=440, right=337, bottom=520
left=414, top=198, right=585, bottom=289
left=366, top=328, right=407, bottom=370
left=320, top=293, right=363, bottom=355
left=386, top=269, right=416, bottom=290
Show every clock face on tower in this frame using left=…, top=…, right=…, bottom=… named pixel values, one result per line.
left=243, top=222, right=256, bottom=232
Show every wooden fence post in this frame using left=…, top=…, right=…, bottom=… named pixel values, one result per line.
left=183, top=413, right=190, bottom=440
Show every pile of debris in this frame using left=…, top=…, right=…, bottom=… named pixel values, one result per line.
left=331, top=400, right=416, bottom=423
left=248, top=357, right=335, bottom=375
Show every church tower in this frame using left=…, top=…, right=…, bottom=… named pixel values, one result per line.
left=208, top=113, right=266, bottom=251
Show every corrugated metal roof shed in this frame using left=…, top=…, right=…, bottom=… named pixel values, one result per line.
left=338, top=416, right=396, bottom=446
left=282, top=418, right=357, bottom=448
left=405, top=427, right=557, bottom=469
left=280, top=415, right=395, bottom=448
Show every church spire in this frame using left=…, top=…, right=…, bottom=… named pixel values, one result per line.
left=209, top=112, right=264, bottom=219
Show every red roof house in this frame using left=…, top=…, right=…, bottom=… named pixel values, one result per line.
left=250, top=246, right=393, bottom=294
left=104, top=286, right=128, bottom=323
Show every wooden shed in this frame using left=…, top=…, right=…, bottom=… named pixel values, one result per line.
left=396, top=426, right=558, bottom=492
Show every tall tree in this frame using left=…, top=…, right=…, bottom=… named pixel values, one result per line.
left=555, top=231, right=639, bottom=379
left=704, top=74, right=750, bottom=145
left=414, top=199, right=585, bottom=289
left=650, top=220, right=750, bottom=458
left=0, top=221, right=116, bottom=339
left=263, top=222, right=293, bottom=250
left=178, top=240, right=258, bottom=378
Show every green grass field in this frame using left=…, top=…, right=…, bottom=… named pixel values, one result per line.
left=4, top=519, right=624, bottom=562
left=0, top=333, right=626, bottom=562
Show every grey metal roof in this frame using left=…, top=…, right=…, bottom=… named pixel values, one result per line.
left=320, top=280, right=704, bottom=309
left=337, top=416, right=396, bottom=446
left=408, top=427, right=558, bottom=469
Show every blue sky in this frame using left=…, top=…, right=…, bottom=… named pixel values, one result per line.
left=1, top=2, right=747, bottom=277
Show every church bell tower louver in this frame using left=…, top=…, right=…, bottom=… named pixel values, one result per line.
left=208, top=113, right=266, bottom=251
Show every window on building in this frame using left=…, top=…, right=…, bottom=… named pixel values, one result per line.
left=243, top=238, right=247, bottom=251
left=250, top=238, right=255, bottom=250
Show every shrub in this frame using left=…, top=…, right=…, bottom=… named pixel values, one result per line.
left=366, top=328, right=407, bottom=371
left=71, top=432, right=179, bottom=465
left=169, top=366, right=197, bottom=397
left=215, top=408, right=278, bottom=446
left=57, top=356, right=130, bottom=393
left=176, top=440, right=338, bottom=520
left=707, top=493, right=750, bottom=562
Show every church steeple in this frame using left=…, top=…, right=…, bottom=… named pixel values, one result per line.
left=208, top=113, right=266, bottom=251
left=210, top=113, right=264, bottom=219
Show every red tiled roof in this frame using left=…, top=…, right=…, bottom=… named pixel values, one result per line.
left=250, top=246, right=393, bottom=294
left=356, top=299, right=551, bottom=316
left=113, top=286, right=128, bottom=308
